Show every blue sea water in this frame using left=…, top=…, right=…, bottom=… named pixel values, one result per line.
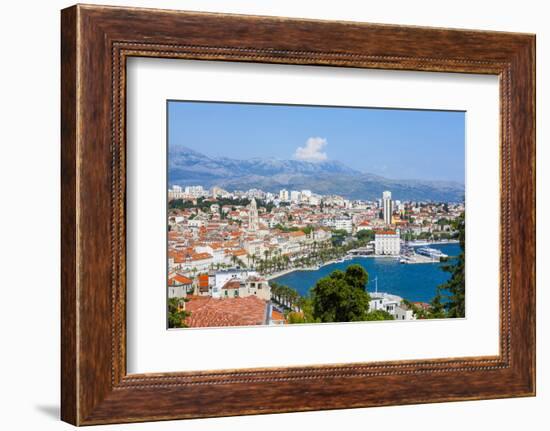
left=272, top=243, right=461, bottom=303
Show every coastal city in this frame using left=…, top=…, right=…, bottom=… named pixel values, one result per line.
left=167, top=185, right=464, bottom=328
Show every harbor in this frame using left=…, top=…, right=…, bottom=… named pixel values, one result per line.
left=272, top=242, right=460, bottom=303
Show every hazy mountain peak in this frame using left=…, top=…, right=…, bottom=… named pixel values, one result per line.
left=168, top=145, right=464, bottom=202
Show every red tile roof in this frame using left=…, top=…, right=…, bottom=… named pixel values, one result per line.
left=271, top=309, right=286, bottom=323
left=184, top=296, right=268, bottom=328
left=168, top=274, right=193, bottom=285
left=376, top=230, right=397, bottom=235
left=288, top=231, right=306, bottom=237
left=222, top=280, right=241, bottom=290
left=191, top=252, right=212, bottom=261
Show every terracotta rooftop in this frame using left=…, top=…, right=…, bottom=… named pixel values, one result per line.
left=168, top=274, right=193, bottom=285
left=376, top=230, right=397, bottom=235
left=271, top=309, right=286, bottom=324
left=184, top=296, right=268, bottom=328
left=191, top=252, right=213, bottom=261
left=222, top=280, right=242, bottom=290
left=288, top=231, right=306, bottom=237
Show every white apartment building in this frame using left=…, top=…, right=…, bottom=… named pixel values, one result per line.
left=185, top=185, right=206, bottom=197
left=279, top=189, right=289, bottom=201
left=334, top=217, right=353, bottom=233
left=300, top=190, right=312, bottom=202
left=290, top=190, right=302, bottom=203
left=168, top=185, right=186, bottom=200
left=375, top=229, right=401, bottom=255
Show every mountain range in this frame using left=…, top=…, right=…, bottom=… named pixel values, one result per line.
left=168, top=146, right=464, bottom=202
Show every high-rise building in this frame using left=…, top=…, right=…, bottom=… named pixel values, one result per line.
left=290, top=190, right=301, bottom=203
left=185, top=185, right=205, bottom=197
left=382, top=190, right=393, bottom=225
left=168, top=185, right=185, bottom=200
left=279, top=189, right=289, bottom=201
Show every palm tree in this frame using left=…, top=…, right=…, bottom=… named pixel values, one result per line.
left=283, top=255, right=290, bottom=270
left=251, top=254, right=257, bottom=269
left=263, top=249, right=270, bottom=272
left=230, top=254, right=241, bottom=268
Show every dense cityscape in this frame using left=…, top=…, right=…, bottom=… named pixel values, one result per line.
left=167, top=185, right=465, bottom=328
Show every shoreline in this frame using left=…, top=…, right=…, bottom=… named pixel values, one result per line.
left=267, top=241, right=459, bottom=280
left=266, top=256, right=352, bottom=280
left=267, top=255, right=393, bottom=280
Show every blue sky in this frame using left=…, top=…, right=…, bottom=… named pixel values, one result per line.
left=168, top=101, right=465, bottom=183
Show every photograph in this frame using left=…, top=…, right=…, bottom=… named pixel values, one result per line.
left=166, top=101, right=466, bottom=329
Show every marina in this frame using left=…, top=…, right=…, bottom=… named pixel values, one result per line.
left=272, top=243, right=460, bottom=303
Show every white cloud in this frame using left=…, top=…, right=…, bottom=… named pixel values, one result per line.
left=294, top=137, right=328, bottom=162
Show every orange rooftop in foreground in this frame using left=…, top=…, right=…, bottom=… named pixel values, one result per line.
left=184, top=296, right=268, bottom=328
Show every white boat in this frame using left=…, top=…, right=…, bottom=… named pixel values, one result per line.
left=416, top=247, right=448, bottom=259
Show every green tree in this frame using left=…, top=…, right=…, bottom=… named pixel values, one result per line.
left=428, top=293, right=447, bottom=318
left=365, top=309, right=394, bottom=321
left=344, top=264, right=369, bottom=290
left=356, top=229, right=374, bottom=242
left=167, top=297, right=191, bottom=328
left=302, top=225, right=314, bottom=235
left=435, top=212, right=465, bottom=317
left=286, top=297, right=320, bottom=324
left=331, top=229, right=348, bottom=246
left=311, top=265, right=371, bottom=322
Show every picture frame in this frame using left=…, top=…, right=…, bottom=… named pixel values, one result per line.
left=61, top=4, right=535, bottom=425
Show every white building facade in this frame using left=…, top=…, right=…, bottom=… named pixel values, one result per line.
left=369, top=292, right=416, bottom=321
left=211, top=270, right=271, bottom=300
left=375, top=229, right=401, bottom=255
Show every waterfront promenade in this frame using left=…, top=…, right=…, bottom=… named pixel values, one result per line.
left=272, top=243, right=460, bottom=303
left=267, top=240, right=459, bottom=280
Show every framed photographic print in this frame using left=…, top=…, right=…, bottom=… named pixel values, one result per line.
left=61, top=4, right=536, bottom=425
